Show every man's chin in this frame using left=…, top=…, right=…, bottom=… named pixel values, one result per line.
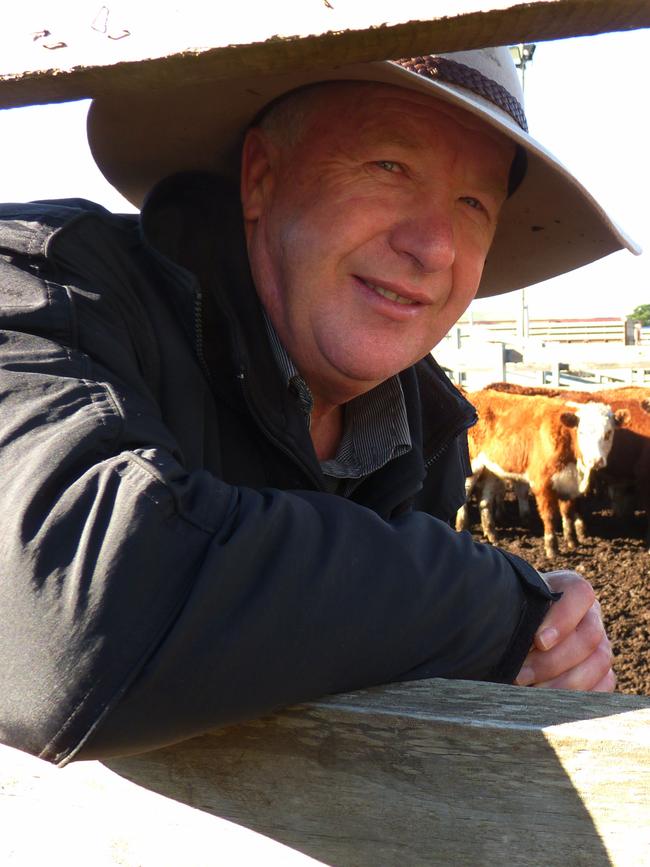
left=327, top=358, right=413, bottom=398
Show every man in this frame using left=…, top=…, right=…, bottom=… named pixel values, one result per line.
left=0, top=47, right=636, bottom=766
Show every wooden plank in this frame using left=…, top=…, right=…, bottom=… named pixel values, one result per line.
left=0, top=743, right=324, bottom=866
left=2, top=0, right=650, bottom=109
left=2, top=678, right=649, bottom=865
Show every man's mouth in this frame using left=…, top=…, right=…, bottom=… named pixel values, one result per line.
left=361, top=279, right=419, bottom=306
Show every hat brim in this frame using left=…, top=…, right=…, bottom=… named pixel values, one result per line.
left=87, top=59, right=639, bottom=298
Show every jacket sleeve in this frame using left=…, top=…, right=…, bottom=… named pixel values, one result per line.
left=0, top=245, right=555, bottom=766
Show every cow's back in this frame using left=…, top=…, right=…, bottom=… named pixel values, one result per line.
left=485, top=382, right=650, bottom=436
left=466, top=390, right=576, bottom=481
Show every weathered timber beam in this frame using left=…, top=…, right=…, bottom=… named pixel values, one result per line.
left=2, top=678, right=649, bottom=865
left=2, top=0, right=650, bottom=109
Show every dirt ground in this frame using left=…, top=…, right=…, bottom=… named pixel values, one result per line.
left=466, top=500, right=650, bottom=696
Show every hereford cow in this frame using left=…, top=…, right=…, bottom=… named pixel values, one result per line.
left=486, top=382, right=649, bottom=548
left=457, top=389, right=620, bottom=558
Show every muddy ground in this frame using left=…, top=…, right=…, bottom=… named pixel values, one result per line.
left=466, top=500, right=650, bottom=696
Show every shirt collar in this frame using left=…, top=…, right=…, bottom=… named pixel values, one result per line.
left=263, top=311, right=412, bottom=490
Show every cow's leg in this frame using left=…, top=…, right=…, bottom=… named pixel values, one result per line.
left=634, top=448, right=650, bottom=553
left=479, top=473, right=502, bottom=545
left=637, top=489, right=650, bottom=554
left=637, top=474, right=650, bottom=553
left=456, top=471, right=480, bottom=533
left=609, top=482, right=635, bottom=520
left=573, top=498, right=588, bottom=544
left=455, top=501, right=470, bottom=533
left=558, top=498, right=579, bottom=549
left=493, top=482, right=507, bottom=524
left=513, top=481, right=531, bottom=526
left=534, top=485, right=560, bottom=559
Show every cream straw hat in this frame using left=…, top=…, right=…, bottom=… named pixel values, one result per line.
left=87, top=46, right=639, bottom=297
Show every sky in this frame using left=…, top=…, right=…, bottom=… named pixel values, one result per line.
left=0, top=27, right=648, bottom=321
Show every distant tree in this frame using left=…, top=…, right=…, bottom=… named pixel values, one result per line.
left=629, top=304, right=650, bottom=325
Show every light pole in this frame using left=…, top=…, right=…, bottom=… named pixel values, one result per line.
left=509, top=43, right=536, bottom=89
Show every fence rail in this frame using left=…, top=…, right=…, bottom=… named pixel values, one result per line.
left=1, top=678, right=649, bottom=866
left=460, top=317, right=637, bottom=344
left=436, top=325, right=650, bottom=390
left=3, top=0, right=650, bottom=110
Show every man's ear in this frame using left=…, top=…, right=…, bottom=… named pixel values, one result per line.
left=240, top=128, right=276, bottom=221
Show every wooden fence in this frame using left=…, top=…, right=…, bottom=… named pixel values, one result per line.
left=436, top=325, right=650, bottom=390
left=461, top=317, right=635, bottom=344
left=1, top=678, right=649, bottom=866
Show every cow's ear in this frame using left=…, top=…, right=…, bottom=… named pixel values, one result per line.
left=642, top=398, right=650, bottom=415
left=559, top=411, right=579, bottom=428
left=614, top=408, right=631, bottom=427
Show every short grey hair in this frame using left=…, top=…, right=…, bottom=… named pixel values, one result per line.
left=255, top=80, right=376, bottom=150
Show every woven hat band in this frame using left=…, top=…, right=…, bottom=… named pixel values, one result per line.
left=394, top=55, right=528, bottom=133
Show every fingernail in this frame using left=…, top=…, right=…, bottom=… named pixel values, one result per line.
left=516, top=666, right=535, bottom=686
left=537, top=626, right=559, bottom=650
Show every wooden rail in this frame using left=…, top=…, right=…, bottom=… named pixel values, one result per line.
left=1, top=678, right=649, bottom=865
left=436, top=323, right=650, bottom=388
left=457, top=318, right=633, bottom=344
left=2, top=0, right=650, bottom=109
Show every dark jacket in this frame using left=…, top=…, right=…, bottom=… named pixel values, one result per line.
left=0, top=173, right=554, bottom=766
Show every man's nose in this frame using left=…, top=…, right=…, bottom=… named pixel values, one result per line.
left=388, top=204, right=455, bottom=273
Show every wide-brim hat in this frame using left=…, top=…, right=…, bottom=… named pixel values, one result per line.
left=87, top=46, right=639, bottom=298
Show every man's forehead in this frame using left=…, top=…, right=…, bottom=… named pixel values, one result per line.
left=300, top=80, right=515, bottom=181
left=309, top=80, right=511, bottom=149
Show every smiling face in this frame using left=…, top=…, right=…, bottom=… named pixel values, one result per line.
left=241, top=81, right=515, bottom=409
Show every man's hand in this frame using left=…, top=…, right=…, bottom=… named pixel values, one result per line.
left=515, top=570, right=616, bottom=692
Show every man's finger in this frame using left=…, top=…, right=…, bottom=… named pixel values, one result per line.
left=534, top=570, right=596, bottom=651
left=533, top=636, right=614, bottom=691
left=515, top=604, right=606, bottom=687
left=523, top=603, right=606, bottom=683
left=592, top=668, right=617, bottom=693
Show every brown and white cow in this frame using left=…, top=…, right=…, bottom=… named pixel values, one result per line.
left=486, top=382, right=649, bottom=548
left=456, top=389, right=620, bottom=558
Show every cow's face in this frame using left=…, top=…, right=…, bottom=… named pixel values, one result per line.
left=566, top=402, right=616, bottom=491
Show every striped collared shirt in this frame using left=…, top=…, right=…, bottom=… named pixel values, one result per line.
left=264, top=313, right=412, bottom=495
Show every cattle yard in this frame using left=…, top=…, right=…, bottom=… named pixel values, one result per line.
left=458, top=380, right=650, bottom=697
left=467, top=497, right=650, bottom=697
left=441, top=321, right=650, bottom=697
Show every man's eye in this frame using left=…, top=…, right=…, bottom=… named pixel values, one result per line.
left=460, top=196, right=485, bottom=212
left=375, top=160, right=401, bottom=173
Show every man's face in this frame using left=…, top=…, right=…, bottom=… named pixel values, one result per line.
left=241, top=82, right=515, bottom=407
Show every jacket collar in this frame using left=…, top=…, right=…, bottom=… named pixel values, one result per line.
left=140, top=171, right=322, bottom=477
left=140, top=172, right=273, bottom=382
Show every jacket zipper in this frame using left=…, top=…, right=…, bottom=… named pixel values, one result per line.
left=424, top=410, right=477, bottom=471
left=193, top=289, right=214, bottom=386
left=238, top=368, right=326, bottom=491
left=193, top=287, right=324, bottom=490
